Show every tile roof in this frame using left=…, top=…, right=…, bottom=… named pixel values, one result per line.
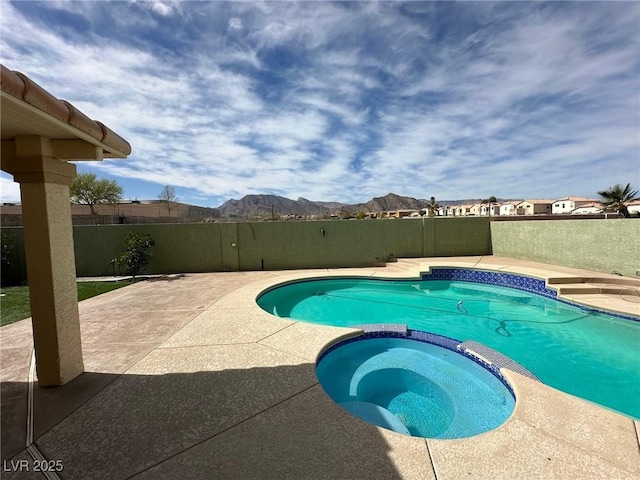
left=572, top=202, right=604, bottom=209
left=554, top=196, right=597, bottom=202
left=519, top=199, right=555, bottom=204
left=1, top=64, right=131, bottom=157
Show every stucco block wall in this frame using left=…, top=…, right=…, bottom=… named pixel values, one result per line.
left=3, top=218, right=492, bottom=281
left=73, top=224, right=224, bottom=276
left=490, top=219, right=640, bottom=277
left=236, top=219, right=425, bottom=270
left=432, top=217, right=493, bottom=256
left=7, top=219, right=638, bottom=280
left=73, top=218, right=491, bottom=275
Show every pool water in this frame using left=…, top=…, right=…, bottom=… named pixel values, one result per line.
left=258, top=277, right=640, bottom=419
left=316, top=336, right=515, bottom=439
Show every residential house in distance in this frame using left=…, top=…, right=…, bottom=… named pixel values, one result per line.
left=454, top=204, right=473, bottom=216
left=499, top=201, right=521, bottom=216
left=469, top=204, right=482, bottom=216
left=570, top=202, right=604, bottom=215
left=395, top=209, right=418, bottom=218
left=443, top=205, right=456, bottom=216
left=480, top=203, right=501, bottom=216
left=72, top=200, right=221, bottom=219
left=1, top=200, right=220, bottom=226
left=626, top=200, right=640, bottom=216
left=552, top=196, right=598, bottom=215
left=516, top=199, right=554, bottom=215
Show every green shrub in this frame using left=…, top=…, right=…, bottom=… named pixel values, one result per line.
left=1, top=230, right=17, bottom=286
left=112, top=233, right=156, bottom=280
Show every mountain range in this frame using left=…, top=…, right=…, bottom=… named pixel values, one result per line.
left=218, top=193, right=503, bottom=218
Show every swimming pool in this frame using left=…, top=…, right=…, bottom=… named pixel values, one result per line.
left=257, top=270, right=640, bottom=419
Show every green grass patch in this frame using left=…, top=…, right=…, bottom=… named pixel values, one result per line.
left=1, top=281, right=132, bottom=327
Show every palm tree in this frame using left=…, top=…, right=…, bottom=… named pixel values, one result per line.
left=481, top=196, right=497, bottom=217
left=597, top=183, right=638, bottom=218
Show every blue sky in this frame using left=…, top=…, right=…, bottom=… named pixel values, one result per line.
left=1, top=1, right=638, bottom=207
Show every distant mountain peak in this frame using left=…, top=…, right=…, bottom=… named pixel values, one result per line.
left=217, top=193, right=498, bottom=218
left=218, top=194, right=347, bottom=217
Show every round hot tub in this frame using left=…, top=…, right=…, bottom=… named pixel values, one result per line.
left=316, top=332, right=515, bottom=439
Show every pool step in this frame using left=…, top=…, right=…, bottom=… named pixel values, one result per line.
left=338, top=402, right=410, bottom=435
left=389, top=258, right=426, bottom=275
left=390, top=260, right=640, bottom=297
left=547, top=276, right=640, bottom=286
left=555, top=285, right=640, bottom=295
left=548, top=277, right=640, bottom=296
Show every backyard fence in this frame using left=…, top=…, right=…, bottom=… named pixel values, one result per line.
left=3, top=217, right=638, bottom=283
left=2, top=217, right=491, bottom=281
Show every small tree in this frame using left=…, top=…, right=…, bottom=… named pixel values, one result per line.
left=482, top=195, right=497, bottom=216
left=597, top=183, right=638, bottom=218
left=355, top=211, right=367, bottom=219
left=158, top=185, right=179, bottom=217
left=112, top=233, right=156, bottom=280
left=1, top=230, right=17, bottom=286
left=70, top=172, right=124, bottom=215
left=425, top=196, right=439, bottom=217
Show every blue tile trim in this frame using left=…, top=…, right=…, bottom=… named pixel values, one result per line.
left=422, top=268, right=556, bottom=297
left=316, top=329, right=407, bottom=363
left=421, top=268, right=639, bottom=323
left=316, top=328, right=516, bottom=398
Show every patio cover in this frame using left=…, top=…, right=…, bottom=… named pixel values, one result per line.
left=1, top=64, right=131, bottom=385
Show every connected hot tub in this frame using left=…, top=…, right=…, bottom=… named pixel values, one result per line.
left=316, top=330, right=516, bottom=439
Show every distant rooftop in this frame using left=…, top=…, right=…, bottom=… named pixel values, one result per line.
left=554, top=196, right=597, bottom=202
left=519, top=199, right=555, bottom=204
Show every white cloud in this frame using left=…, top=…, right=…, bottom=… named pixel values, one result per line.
left=135, top=0, right=182, bottom=17
left=228, top=17, right=242, bottom=31
left=0, top=176, right=21, bottom=203
left=1, top=2, right=638, bottom=205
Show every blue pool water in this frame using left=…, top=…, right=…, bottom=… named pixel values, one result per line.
left=258, top=276, right=640, bottom=419
left=316, top=336, right=515, bottom=438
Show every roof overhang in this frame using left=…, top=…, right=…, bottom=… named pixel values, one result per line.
left=1, top=64, right=131, bottom=163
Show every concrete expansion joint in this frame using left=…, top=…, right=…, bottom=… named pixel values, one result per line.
left=156, top=342, right=259, bottom=350
left=255, top=337, right=313, bottom=362
left=424, top=437, right=439, bottom=479
left=122, top=382, right=321, bottom=480
left=254, top=321, right=300, bottom=344
left=24, top=349, right=62, bottom=480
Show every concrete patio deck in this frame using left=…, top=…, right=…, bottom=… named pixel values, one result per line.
left=1, top=256, right=639, bottom=479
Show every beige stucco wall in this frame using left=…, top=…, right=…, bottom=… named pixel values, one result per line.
left=2, top=217, right=492, bottom=279
left=72, top=224, right=225, bottom=276
left=4, top=218, right=638, bottom=279
left=70, top=218, right=490, bottom=275
left=236, top=219, right=424, bottom=270
left=490, top=219, right=640, bottom=277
